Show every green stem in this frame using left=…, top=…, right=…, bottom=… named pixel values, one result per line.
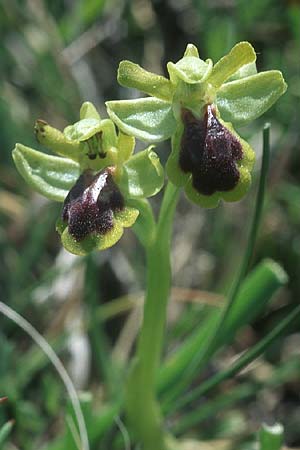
left=125, top=182, right=180, bottom=450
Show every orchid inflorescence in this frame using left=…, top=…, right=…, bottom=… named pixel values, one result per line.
left=13, top=41, right=287, bottom=255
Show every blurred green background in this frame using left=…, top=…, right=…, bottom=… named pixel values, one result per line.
left=0, top=0, right=300, bottom=449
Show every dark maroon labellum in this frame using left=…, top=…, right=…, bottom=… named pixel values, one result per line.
left=61, top=168, right=124, bottom=241
left=179, top=105, right=243, bottom=195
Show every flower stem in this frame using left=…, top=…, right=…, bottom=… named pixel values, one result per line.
left=125, top=182, right=180, bottom=450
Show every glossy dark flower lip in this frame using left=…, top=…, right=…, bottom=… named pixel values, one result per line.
left=61, top=168, right=124, bottom=241
left=56, top=167, right=139, bottom=255
left=179, top=105, right=243, bottom=196
left=166, top=103, right=255, bottom=208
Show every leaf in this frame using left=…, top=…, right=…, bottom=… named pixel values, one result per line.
left=119, top=147, right=164, bottom=198
left=0, top=420, right=14, bottom=446
left=259, top=423, right=284, bottom=450
left=209, top=41, right=256, bottom=88
left=158, top=260, right=288, bottom=397
left=217, top=70, right=287, bottom=126
left=118, top=61, right=173, bottom=101
left=106, top=97, right=177, bottom=142
left=12, top=144, right=80, bottom=202
left=80, top=101, right=101, bottom=120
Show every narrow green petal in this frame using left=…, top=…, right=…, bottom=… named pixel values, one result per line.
left=217, top=70, right=288, bottom=126
left=80, top=101, right=101, bottom=120
left=99, top=119, right=118, bottom=150
left=119, top=147, right=164, bottom=198
left=35, top=120, right=80, bottom=160
left=12, top=144, right=80, bottom=202
left=117, top=132, right=135, bottom=163
left=118, top=60, right=174, bottom=101
left=209, top=41, right=256, bottom=88
left=106, top=97, right=176, bottom=142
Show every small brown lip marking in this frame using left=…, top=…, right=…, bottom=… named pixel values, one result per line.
left=179, top=105, right=243, bottom=196
left=61, top=168, right=124, bottom=241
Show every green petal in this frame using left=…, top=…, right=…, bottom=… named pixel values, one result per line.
left=118, top=60, right=174, bottom=101
left=106, top=97, right=176, bottom=142
left=117, top=131, right=135, bottom=163
left=209, top=41, right=256, bottom=88
left=217, top=70, right=287, bottom=126
left=119, top=147, right=164, bottom=198
left=12, top=144, right=80, bottom=202
left=34, top=120, right=80, bottom=160
left=99, top=119, right=118, bottom=150
left=64, top=118, right=102, bottom=141
left=80, top=101, right=101, bottom=120
left=167, top=57, right=213, bottom=84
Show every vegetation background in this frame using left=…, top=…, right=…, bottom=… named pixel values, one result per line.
left=0, top=0, right=300, bottom=449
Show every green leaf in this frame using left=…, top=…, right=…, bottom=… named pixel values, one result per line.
left=80, top=101, right=101, bottom=120
left=209, top=41, right=256, bottom=88
left=217, top=71, right=287, bottom=126
left=106, top=97, right=176, bottom=142
left=12, top=144, right=80, bottom=202
left=259, top=423, right=284, bottom=450
left=118, top=61, right=174, bottom=101
left=119, top=147, right=164, bottom=198
left=159, top=260, right=288, bottom=401
left=0, top=420, right=14, bottom=446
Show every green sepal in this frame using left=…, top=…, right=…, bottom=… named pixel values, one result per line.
left=183, top=43, right=199, bottom=58
left=12, top=144, right=80, bottom=202
left=228, top=61, right=257, bottom=81
left=209, top=41, right=256, bottom=88
left=80, top=101, right=101, bottom=120
left=118, top=61, right=174, bottom=101
left=34, top=120, right=80, bottom=161
left=57, top=206, right=139, bottom=256
left=217, top=70, right=288, bottom=126
left=106, top=97, right=177, bottom=142
left=167, top=57, right=212, bottom=85
left=119, top=147, right=164, bottom=198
